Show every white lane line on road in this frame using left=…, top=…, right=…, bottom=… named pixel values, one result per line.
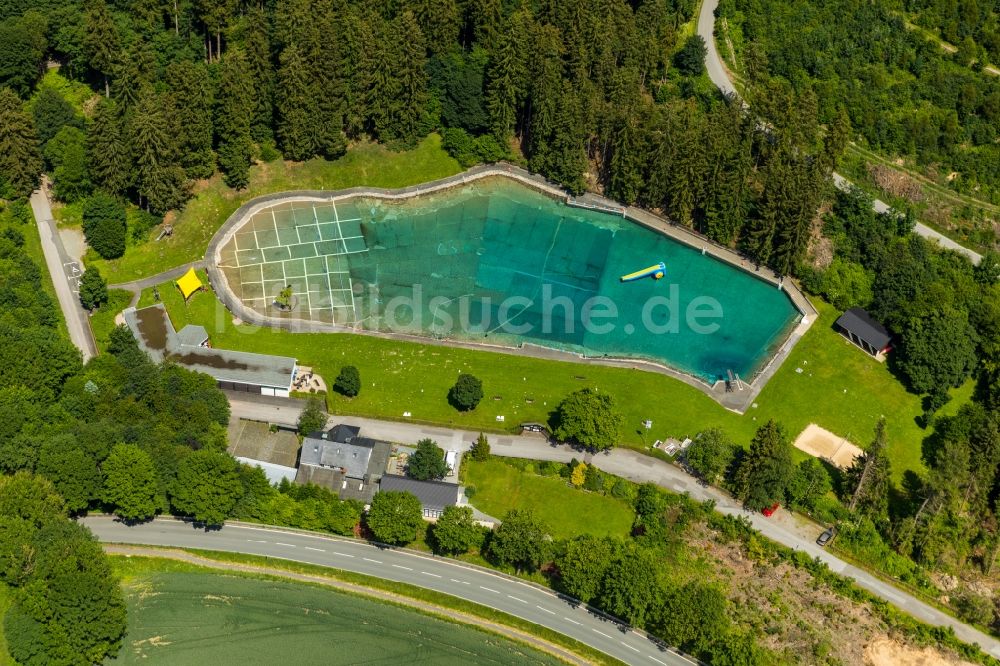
left=392, top=564, right=413, bottom=570
left=363, top=557, right=382, bottom=564
left=422, top=571, right=442, bottom=578
left=649, top=656, right=667, bottom=665
left=621, top=642, right=640, bottom=653
left=247, top=539, right=267, bottom=543
left=333, top=552, right=354, bottom=558
left=275, top=542, right=296, bottom=547
left=450, top=578, right=469, bottom=584
left=564, top=617, right=581, bottom=625
left=536, top=605, right=556, bottom=615
left=507, top=595, right=527, bottom=604
left=304, top=546, right=325, bottom=552
left=592, top=629, right=613, bottom=639
left=480, top=586, right=499, bottom=593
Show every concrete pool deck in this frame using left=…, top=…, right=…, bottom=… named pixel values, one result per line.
left=204, top=164, right=817, bottom=413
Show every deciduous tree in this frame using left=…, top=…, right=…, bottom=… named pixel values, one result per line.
left=448, top=373, right=483, bottom=411
left=553, top=388, right=623, bottom=451
left=79, top=266, right=108, bottom=311
left=170, top=449, right=243, bottom=526
left=429, top=505, right=484, bottom=555
left=366, top=490, right=423, bottom=545
left=407, top=438, right=448, bottom=481
left=101, top=443, right=159, bottom=522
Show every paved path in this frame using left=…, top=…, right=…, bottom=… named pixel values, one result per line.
left=228, top=392, right=1000, bottom=658
left=698, top=0, right=983, bottom=266
left=30, top=186, right=97, bottom=362
left=109, top=260, right=207, bottom=307
left=82, top=517, right=695, bottom=666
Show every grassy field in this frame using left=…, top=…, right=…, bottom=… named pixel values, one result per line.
left=0, top=582, right=11, bottom=664
left=462, top=458, right=635, bottom=539
left=111, top=557, right=560, bottom=665
left=136, top=271, right=966, bottom=481
left=89, top=289, right=132, bottom=351
left=88, top=135, right=461, bottom=284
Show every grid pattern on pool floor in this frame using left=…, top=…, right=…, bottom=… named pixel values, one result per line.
left=218, top=200, right=366, bottom=322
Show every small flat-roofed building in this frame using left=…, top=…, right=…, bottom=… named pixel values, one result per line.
left=296, top=425, right=391, bottom=502
left=835, top=307, right=892, bottom=358
left=229, top=420, right=299, bottom=484
left=378, top=474, right=460, bottom=519
left=123, top=304, right=297, bottom=396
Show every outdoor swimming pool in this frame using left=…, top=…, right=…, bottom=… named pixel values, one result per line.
left=217, top=177, right=801, bottom=382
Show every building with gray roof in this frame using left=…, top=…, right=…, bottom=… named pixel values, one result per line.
left=123, top=304, right=297, bottom=396
left=296, top=425, right=391, bottom=502
left=835, top=307, right=892, bottom=357
left=378, top=474, right=460, bottom=518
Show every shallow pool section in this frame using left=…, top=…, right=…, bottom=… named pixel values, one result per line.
left=218, top=178, right=800, bottom=381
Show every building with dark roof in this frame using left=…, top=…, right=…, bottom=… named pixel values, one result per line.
left=378, top=474, right=460, bottom=518
left=123, top=304, right=297, bottom=396
left=296, top=425, right=391, bottom=502
left=835, top=308, right=892, bottom=357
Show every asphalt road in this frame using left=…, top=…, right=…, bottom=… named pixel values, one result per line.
left=229, top=393, right=1000, bottom=658
left=81, top=516, right=694, bottom=666
left=697, top=0, right=982, bottom=266
left=30, top=185, right=97, bottom=361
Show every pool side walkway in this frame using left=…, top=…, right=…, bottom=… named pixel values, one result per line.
left=203, top=164, right=817, bottom=414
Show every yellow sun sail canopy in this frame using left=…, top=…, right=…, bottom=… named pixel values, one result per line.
left=175, top=267, right=203, bottom=300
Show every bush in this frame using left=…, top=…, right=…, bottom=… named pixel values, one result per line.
left=258, top=141, right=281, bottom=162
left=441, top=128, right=509, bottom=168
left=333, top=365, right=361, bottom=397
left=82, top=192, right=126, bottom=259
left=128, top=208, right=161, bottom=243
left=78, top=267, right=108, bottom=311
left=407, top=438, right=448, bottom=480
left=448, top=373, right=483, bottom=411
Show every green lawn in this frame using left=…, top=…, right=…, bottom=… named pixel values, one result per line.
left=89, top=135, right=461, bottom=285
left=89, top=289, right=133, bottom=351
left=111, top=558, right=560, bottom=665
left=461, top=458, right=635, bottom=539
left=0, top=582, right=11, bottom=663
left=136, top=275, right=962, bottom=482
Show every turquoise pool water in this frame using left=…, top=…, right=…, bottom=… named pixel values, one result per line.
left=219, top=177, right=800, bottom=382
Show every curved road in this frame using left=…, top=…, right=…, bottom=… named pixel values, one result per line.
left=227, top=393, right=1000, bottom=658
left=697, top=0, right=983, bottom=265
left=81, top=516, right=694, bottom=666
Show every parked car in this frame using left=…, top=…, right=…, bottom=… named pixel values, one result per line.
left=817, top=527, right=836, bottom=547
left=762, top=503, right=780, bottom=517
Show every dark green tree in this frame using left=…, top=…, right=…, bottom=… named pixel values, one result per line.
left=165, top=60, right=215, bottom=179
left=170, top=449, right=243, bottom=526
left=734, top=420, right=795, bottom=511
left=297, top=395, right=327, bottom=435
left=845, top=418, right=892, bottom=523
left=333, top=365, right=361, bottom=397
left=429, top=505, right=484, bottom=554
left=448, top=373, right=483, bottom=411
left=414, top=0, right=460, bottom=56
left=656, top=582, right=730, bottom=655
left=556, top=535, right=619, bottom=603
left=101, top=443, right=158, bottom=522
left=366, top=490, right=423, bottom=545
left=82, top=0, right=120, bottom=97
left=786, top=458, right=832, bottom=511
left=243, top=6, right=276, bottom=143
left=32, top=86, right=83, bottom=146
left=485, top=23, right=524, bottom=141
left=0, top=87, right=42, bottom=199
left=82, top=191, right=126, bottom=259
left=277, top=43, right=320, bottom=161
left=596, top=544, right=664, bottom=628
left=407, top=438, right=448, bottom=481
left=87, top=98, right=131, bottom=197
left=487, top=509, right=548, bottom=572
left=130, top=91, right=188, bottom=214
left=674, top=35, right=707, bottom=76
left=470, top=432, right=490, bottom=461
left=35, top=445, right=100, bottom=514
left=552, top=388, right=623, bottom=451
left=48, top=126, right=91, bottom=203
left=215, top=48, right=254, bottom=189
left=79, top=266, right=108, bottom=311
left=896, top=308, right=979, bottom=395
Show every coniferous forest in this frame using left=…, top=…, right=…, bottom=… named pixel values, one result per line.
left=0, top=0, right=843, bottom=277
